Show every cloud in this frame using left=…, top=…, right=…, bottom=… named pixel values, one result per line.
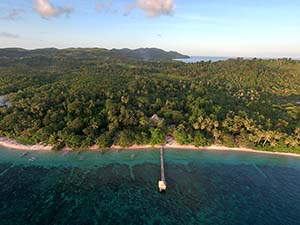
left=0, top=9, right=24, bottom=20
left=136, top=0, right=174, bottom=17
left=124, top=0, right=174, bottom=17
left=0, top=32, right=19, bottom=39
left=34, top=0, right=73, bottom=18
left=96, top=0, right=174, bottom=18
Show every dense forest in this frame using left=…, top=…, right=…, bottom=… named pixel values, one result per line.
left=0, top=48, right=299, bottom=153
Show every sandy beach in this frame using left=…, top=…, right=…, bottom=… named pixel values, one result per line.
left=0, top=137, right=300, bottom=157
left=112, top=143, right=300, bottom=158
left=0, top=137, right=53, bottom=151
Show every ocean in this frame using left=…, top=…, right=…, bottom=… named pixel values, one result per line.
left=174, top=56, right=300, bottom=63
left=174, top=56, right=232, bottom=63
left=0, top=147, right=300, bottom=225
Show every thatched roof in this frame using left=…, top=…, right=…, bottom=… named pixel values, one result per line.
left=150, top=114, right=164, bottom=123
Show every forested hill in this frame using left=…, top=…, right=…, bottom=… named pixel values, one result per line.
left=0, top=48, right=189, bottom=61
left=0, top=52, right=299, bottom=152
left=110, top=48, right=189, bottom=61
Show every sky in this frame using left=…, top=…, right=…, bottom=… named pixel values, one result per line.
left=0, top=0, right=300, bottom=57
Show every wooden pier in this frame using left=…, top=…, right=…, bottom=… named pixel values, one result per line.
left=158, top=147, right=167, bottom=192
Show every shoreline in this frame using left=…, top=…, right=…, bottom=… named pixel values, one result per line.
left=0, top=137, right=300, bottom=158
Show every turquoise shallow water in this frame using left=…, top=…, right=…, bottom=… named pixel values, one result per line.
left=0, top=147, right=300, bottom=225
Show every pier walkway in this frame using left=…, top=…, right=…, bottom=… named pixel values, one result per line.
left=158, top=147, right=167, bottom=192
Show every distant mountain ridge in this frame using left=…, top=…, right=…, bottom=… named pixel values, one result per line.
left=110, top=48, right=189, bottom=61
left=0, top=47, right=189, bottom=61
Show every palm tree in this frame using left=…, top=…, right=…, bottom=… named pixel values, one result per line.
left=263, top=131, right=273, bottom=147
left=285, top=136, right=298, bottom=147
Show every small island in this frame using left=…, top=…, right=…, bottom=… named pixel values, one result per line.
left=0, top=48, right=299, bottom=155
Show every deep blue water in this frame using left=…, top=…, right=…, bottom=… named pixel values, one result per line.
left=0, top=147, right=300, bottom=225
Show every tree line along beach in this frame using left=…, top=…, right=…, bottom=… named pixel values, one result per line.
left=0, top=48, right=299, bottom=155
